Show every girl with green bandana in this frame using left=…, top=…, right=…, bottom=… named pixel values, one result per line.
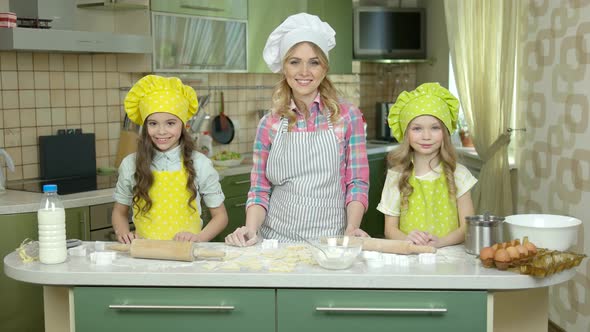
left=376, top=83, right=477, bottom=248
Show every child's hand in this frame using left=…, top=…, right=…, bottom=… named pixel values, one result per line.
left=225, top=226, right=259, bottom=247
left=174, top=232, right=201, bottom=242
left=406, top=230, right=432, bottom=246
left=117, top=231, right=138, bottom=244
left=426, top=235, right=441, bottom=248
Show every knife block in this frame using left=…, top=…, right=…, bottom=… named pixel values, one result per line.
left=115, top=130, right=139, bottom=168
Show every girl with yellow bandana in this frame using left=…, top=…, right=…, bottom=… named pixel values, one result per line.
left=112, top=75, right=228, bottom=244
left=377, top=83, right=477, bottom=248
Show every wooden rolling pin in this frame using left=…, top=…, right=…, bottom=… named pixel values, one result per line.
left=107, top=239, right=225, bottom=262
left=361, top=238, right=436, bottom=255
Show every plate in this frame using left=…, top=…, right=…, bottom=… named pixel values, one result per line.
left=212, top=157, right=244, bottom=167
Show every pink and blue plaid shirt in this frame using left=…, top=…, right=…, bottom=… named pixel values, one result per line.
left=246, top=94, right=369, bottom=211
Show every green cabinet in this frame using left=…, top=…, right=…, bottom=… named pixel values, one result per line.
left=363, top=152, right=388, bottom=238
left=74, top=287, right=275, bottom=332
left=212, top=173, right=250, bottom=241
left=151, top=0, right=248, bottom=19
left=277, top=289, right=487, bottom=332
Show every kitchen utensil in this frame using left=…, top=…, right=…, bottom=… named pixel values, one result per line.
left=39, top=134, right=96, bottom=179
left=465, top=212, right=505, bottom=255
left=187, top=94, right=211, bottom=133
left=504, top=214, right=581, bottom=251
left=360, top=238, right=436, bottom=255
left=210, top=91, right=235, bottom=144
left=107, top=239, right=225, bottom=262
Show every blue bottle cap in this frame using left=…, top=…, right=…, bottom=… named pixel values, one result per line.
left=42, top=184, right=58, bottom=193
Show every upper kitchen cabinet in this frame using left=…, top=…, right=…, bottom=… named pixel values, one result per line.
left=150, top=0, right=247, bottom=20
left=0, top=0, right=152, bottom=53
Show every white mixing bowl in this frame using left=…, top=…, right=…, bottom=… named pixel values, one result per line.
left=504, top=214, right=581, bottom=251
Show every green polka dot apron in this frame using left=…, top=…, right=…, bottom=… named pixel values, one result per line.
left=399, top=168, right=458, bottom=237
left=133, top=165, right=201, bottom=240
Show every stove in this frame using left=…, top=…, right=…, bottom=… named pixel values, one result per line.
left=6, top=174, right=119, bottom=195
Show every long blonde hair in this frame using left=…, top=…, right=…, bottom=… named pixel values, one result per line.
left=271, top=42, right=341, bottom=128
left=387, top=118, right=458, bottom=210
left=132, top=126, right=197, bottom=216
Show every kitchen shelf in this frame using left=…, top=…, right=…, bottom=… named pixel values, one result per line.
left=354, top=58, right=436, bottom=65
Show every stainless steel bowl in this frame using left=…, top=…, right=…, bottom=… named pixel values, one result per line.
left=464, top=213, right=504, bottom=255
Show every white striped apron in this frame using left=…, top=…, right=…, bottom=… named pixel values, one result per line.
left=260, top=116, right=346, bottom=242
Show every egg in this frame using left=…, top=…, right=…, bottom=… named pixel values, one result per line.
left=506, top=246, right=520, bottom=261
left=479, top=247, right=495, bottom=268
left=494, top=248, right=511, bottom=270
left=524, top=241, right=537, bottom=256
left=515, top=244, right=529, bottom=260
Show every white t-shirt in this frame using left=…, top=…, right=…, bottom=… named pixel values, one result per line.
left=376, top=163, right=477, bottom=217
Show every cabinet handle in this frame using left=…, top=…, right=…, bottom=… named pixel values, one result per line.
left=76, top=40, right=102, bottom=44
left=234, top=203, right=246, bottom=207
left=233, top=180, right=250, bottom=185
left=109, top=304, right=235, bottom=311
left=315, top=307, right=447, bottom=314
left=180, top=4, right=224, bottom=12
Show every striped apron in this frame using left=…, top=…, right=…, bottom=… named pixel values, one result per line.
left=260, top=116, right=346, bottom=242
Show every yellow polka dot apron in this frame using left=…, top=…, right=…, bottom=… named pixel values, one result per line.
left=399, top=168, right=458, bottom=237
left=133, top=166, right=201, bottom=240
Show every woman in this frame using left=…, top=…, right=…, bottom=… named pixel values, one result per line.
left=225, top=13, right=369, bottom=246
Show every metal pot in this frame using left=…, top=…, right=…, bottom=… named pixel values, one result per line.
left=464, top=213, right=505, bottom=255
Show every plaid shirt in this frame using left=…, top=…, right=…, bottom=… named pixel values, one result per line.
left=246, top=94, right=369, bottom=211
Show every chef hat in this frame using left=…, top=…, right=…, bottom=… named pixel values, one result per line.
left=263, top=12, right=336, bottom=73
left=124, top=75, right=198, bottom=125
left=388, top=82, right=459, bottom=142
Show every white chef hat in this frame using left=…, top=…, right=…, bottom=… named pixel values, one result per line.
left=262, top=13, right=336, bottom=73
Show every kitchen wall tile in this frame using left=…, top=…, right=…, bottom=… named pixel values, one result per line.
left=66, top=108, right=81, bottom=125
left=17, top=53, right=33, bottom=71
left=63, top=54, right=78, bottom=71
left=36, top=126, right=52, bottom=137
left=79, top=72, right=93, bottom=89
left=119, top=73, right=132, bottom=88
left=93, top=72, right=106, bottom=89
left=4, top=109, right=20, bottom=128
left=21, top=145, right=38, bottom=164
left=80, top=107, right=94, bottom=124
left=94, top=106, right=107, bottom=123
left=33, top=53, right=49, bottom=71
left=19, top=90, right=35, bottom=108
left=2, top=71, right=18, bottom=90
left=49, top=72, right=65, bottom=89
left=81, top=124, right=94, bottom=134
left=36, top=108, right=51, bottom=126
left=5, top=146, right=21, bottom=165
left=0, top=110, right=3, bottom=128
left=4, top=128, right=21, bottom=147
left=107, top=122, right=120, bottom=139
left=106, top=72, right=119, bottom=88
left=35, top=90, right=50, bottom=108
left=92, top=54, right=106, bottom=72
left=20, top=127, right=36, bottom=146
left=79, top=89, right=93, bottom=107
left=95, top=139, right=109, bottom=157
left=95, top=123, right=108, bottom=139
left=17, top=71, right=34, bottom=89
left=50, top=90, right=66, bottom=107
left=65, top=90, right=80, bottom=107
left=105, top=55, right=117, bottom=72
left=0, top=129, right=3, bottom=147
left=0, top=52, right=17, bottom=70
left=79, top=55, right=92, bottom=72
left=35, top=71, right=50, bottom=89
left=22, top=164, right=38, bottom=179
left=96, top=156, right=109, bottom=168
left=107, top=89, right=119, bottom=105
left=107, top=106, right=119, bottom=123
left=93, top=89, right=107, bottom=106
left=64, top=72, right=79, bottom=89
left=19, top=109, right=36, bottom=127
left=49, top=54, right=64, bottom=71
left=6, top=165, right=22, bottom=181
left=2, top=91, right=18, bottom=109
left=51, top=125, right=65, bottom=134
left=51, top=107, right=66, bottom=125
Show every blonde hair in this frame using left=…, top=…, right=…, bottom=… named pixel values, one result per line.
left=387, top=118, right=458, bottom=210
left=271, top=42, right=341, bottom=128
left=132, top=125, right=197, bottom=217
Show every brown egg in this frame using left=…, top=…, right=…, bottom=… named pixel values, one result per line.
left=514, top=244, right=529, bottom=260
left=479, top=247, right=495, bottom=268
left=524, top=241, right=537, bottom=256
left=491, top=243, right=500, bottom=251
left=510, top=239, right=521, bottom=247
left=506, top=246, right=520, bottom=262
left=494, top=248, right=511, bottom=270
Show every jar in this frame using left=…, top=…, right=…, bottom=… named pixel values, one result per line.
left=464, top=213, right=504, bottom=255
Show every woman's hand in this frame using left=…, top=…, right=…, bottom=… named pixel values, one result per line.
left=174, top=232, right=201, bottom=242
left=225, top=226, right=259, bottom=247
left=117, top=231, right=138, bottom=244
left=406, top=230, right=433, bottom=246
left=345, top=227, right=370, bottom=238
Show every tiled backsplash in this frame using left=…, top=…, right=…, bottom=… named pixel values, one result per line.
left=0, top=51, right=414, bottom=181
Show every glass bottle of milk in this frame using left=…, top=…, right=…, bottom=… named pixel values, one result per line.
left=38, top=184, right=67, bottom=264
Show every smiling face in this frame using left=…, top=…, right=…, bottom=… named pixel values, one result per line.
left=145, top=112, right=183, bottom=152
left=283, top=42, right=328, bottom=105
left=406, top=115, right=445, bottom=159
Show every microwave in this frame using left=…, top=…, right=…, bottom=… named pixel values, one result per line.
left=353, top=7, right=426, bottom=60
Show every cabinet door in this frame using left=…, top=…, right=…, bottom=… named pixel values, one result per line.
left=151, top=0, right=248, bottom=20
left=307, top=0, right=353, bottom=74
left=0, top=213, right=44, bottom=332
left=247, top=0, right=307, bottom=73
left=66, top=207, right=90, bottom=241
left=220, top=173, right=251, bottom=198
left=74, top=287, right=275, bottom=332
left=363, top=152, right=387, bottom=238
left=213, top=195, right=247, bottom=241
left=277, top=289, right=487, bottom=332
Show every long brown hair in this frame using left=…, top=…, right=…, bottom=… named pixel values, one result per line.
left=271, top=42, right=341, bottom=128
left=132, top=125, right=198, bottom=216
left=387, top=118, right=458, bottom=210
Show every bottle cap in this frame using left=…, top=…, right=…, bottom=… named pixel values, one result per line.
left=202, top=131, right=209, bottom=135
left=42, top=184, right=58, bottom=193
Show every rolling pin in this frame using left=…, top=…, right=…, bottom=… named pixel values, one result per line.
left=107, top=239, right=225, bottom=262
left=361, top=238, right=436, bottom=255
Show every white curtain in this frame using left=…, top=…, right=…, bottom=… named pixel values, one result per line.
left=444, top=0, right=526, bottom=216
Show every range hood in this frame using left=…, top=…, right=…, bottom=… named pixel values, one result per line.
left=77, top=0, right=148, bottom=10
